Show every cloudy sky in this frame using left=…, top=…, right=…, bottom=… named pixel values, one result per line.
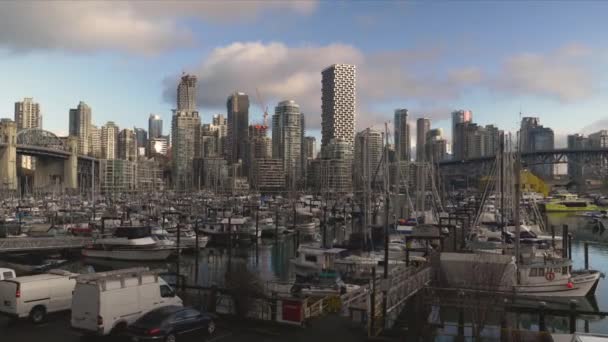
left=0, top=1, right=607, bottom=146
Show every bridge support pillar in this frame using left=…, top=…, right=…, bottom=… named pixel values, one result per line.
left=0, top=121, right=17, bottom=191
left=34, top=157, right=65, bottom=192
left=63, top=137, right=78, bottom=191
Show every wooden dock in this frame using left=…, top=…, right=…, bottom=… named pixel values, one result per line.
left=0, top=237, right=92, bottom=252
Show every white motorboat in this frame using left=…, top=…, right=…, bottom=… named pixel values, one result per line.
left=290, top=244, right=348, bottom=278
left=82, top=226, right=175, bottom=261
left=170, top=229, right=209, bottom=249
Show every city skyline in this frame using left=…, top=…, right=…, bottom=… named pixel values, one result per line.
left=0, top=2, right=606, bottom=146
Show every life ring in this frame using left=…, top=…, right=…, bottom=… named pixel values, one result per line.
left=545, top=272, right=555, bottom=281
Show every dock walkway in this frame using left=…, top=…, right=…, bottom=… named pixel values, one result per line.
left=0, top=237, right=92, bottom=252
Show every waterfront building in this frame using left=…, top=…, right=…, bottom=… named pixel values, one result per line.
left=89, top=125, right=102, bottom=158
left=211, top=114, right=227, bottom=157
left=251, top=158, right=286, bottom=193
left=520, top=117, right=554, bottom=178
left=148, top=137, right=168, bottom=156
left=177, top=73, right=197, bottom=112
left=426, top=128, right=448, bottom=162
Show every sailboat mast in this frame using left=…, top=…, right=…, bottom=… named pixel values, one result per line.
left=514, top=151, right=521, bottom=283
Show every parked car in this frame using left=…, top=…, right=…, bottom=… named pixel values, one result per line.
left=128, top=306, right=216, bottom=342
left=0, top=269, right=77, bottom=323
left=71, top=268, right=182, bottom=336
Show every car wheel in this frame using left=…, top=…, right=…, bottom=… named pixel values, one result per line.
left=29, top=306, right=46, bottom=324
left=207, top=320, right=216, bottom=335
left=165, top=333, right=176, bottom=342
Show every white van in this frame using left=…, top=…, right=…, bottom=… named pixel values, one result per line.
left=0, top=269, right=77, bottom=323
left=0, top=268, right=16, bottom=280
left=71, top=267, right=182, bottom=336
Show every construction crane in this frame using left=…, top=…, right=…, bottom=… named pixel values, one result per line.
left=255, top=87, right=269, bottom=129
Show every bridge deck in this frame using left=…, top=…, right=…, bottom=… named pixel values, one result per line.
left=0, top=237, right=92, bottom=252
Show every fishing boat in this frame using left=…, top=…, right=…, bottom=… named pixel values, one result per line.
left=82, top=226, right=175, bottom=261
left=514, top=253, right=601, bottom=297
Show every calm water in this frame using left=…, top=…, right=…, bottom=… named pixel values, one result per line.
left=549, top=213, right=608, bottom=334
left=48, top=213, right=608, bottom=336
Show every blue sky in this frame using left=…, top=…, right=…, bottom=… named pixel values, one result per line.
left=0, top=1, right=606, bottom=146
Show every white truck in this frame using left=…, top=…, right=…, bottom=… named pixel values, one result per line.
left=0, top=269, right=77, bottom=323
left=71, top=267, right=182, bottom=336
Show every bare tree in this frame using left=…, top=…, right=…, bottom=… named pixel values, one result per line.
left=224, top=263, right=265, bottom=319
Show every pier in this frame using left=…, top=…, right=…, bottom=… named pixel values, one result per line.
left=0, top=237, right=92, bottom=253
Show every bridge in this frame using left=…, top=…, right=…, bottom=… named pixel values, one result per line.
left=0, top=122, right=97, bottom=193
left=438, top=147, right=608, bottom=179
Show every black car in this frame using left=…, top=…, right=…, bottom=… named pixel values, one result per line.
left=128, top=306, right=216, bottom=342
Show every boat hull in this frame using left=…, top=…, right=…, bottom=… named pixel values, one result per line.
left=515, top=271, right=601, bottom=297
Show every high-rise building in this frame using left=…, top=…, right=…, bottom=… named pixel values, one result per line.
left=416, top=118, right=430, bottom=162
left=89, top=125, right=102, bottom=158
left=588, top=130, right=608, bottom=148
left=14, top=97, right=41, bottom=130
left=118, top=128, right=137, bottom=161
left=567, top=134, right=588, bottom=182
left=148, top=114, right=163, bottom=139
left=226, top=92, right=249, bottom=167
left=101, top=121, right=119, bottom=160
left=172, top=110, right=200, bottom=189
left=304, top=136, right=317, bottom=159
left=134, top=128, right=147, bottom=148
left=394, top=109, right=411, bottom=161
left=520, top=117, right=554, bottom=178
left=451, top=109, right=473, bottom=160
left=425, top=128, right=448, bottom=162
left=177, top=74, right=197, bottom=112
left=272, top=100, right=303, bottom=186
left=321, top=64, right=356, bottom=151
left=134, top=127, right=147, bottom=157
left=354, top=128, right=384, bottom=190
left=195, top=124, right=219, bottom=158
left=248, top=124, right=271, bottom=160
left=69, top=101, right=92, bottom=155
left=211, top=114, right=227, bottom=157
left=172, top=75, right=200, bottom=189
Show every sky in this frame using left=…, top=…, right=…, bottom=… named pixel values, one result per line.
left=0, top=1, right=607, bottom=147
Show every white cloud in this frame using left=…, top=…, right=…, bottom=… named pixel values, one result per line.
left=0, top=1, right=317, bottom=54
left=491, top=45, right=595, bottom=102
left=163, top=41, right=480, bottom=129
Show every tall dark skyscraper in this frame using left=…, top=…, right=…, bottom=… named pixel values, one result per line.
left=394, top=109, right=411, bottom=161
left=148, top=114, right=163, bottom=139
left=226, top=92, right=249, bottom=166
left=416, top=118, right=430, bottom=162
left=452, top=109, right=472, bottom=160
left=134, top=127, right=147, bottom=151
